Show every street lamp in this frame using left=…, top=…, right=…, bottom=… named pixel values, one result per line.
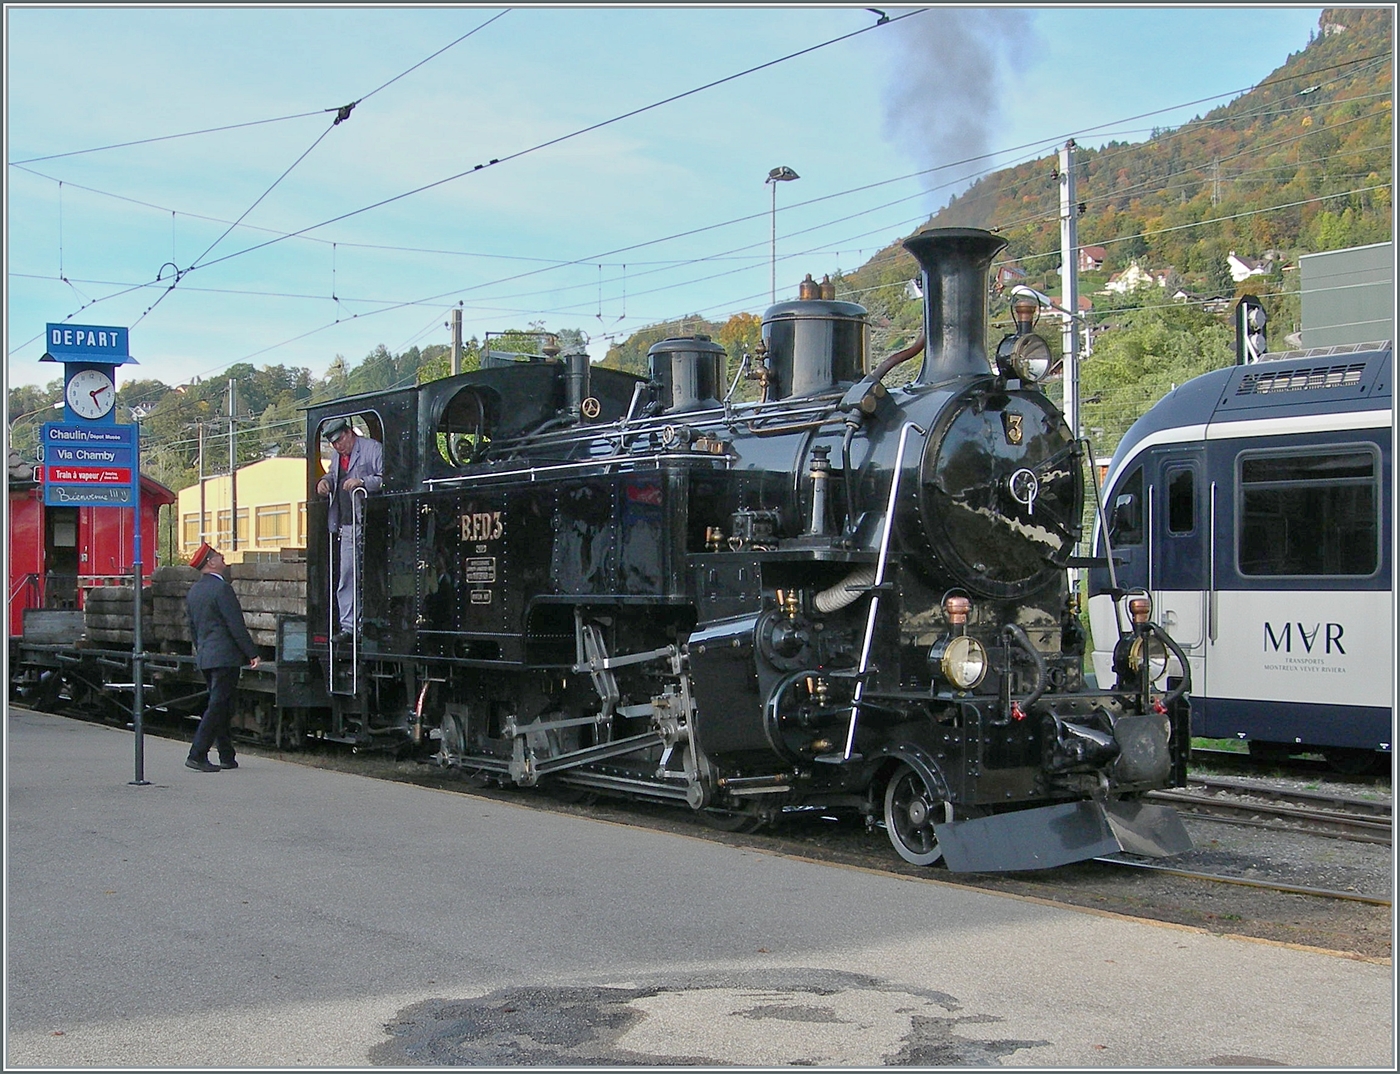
left=766, top=166, right=800, bottom=304
left=7, top=399, right=64, bottom=427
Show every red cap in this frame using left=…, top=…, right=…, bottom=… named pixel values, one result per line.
left=189, top=543, right=216, bottom=570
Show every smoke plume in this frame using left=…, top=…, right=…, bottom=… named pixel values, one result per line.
left=881, top=9, right=1039, bottom=191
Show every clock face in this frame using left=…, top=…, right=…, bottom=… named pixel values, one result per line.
left=66, top=368, right=116, bottom=419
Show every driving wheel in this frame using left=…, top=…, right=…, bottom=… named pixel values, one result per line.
left=883, top=763, right=949, bottom=866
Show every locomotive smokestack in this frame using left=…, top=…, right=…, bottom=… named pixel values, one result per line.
left=902, top=227, right=1007, bottom=385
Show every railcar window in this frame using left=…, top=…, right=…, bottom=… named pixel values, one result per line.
left=1166, top=468, right=1195, bottom=534
left=1237, top=448, right=1378, bottom=576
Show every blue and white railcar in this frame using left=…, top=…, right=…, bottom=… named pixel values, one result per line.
left=1088, top=341, right=1392, bottom=772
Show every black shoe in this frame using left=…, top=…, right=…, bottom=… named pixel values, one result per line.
left=185, top=758, right=219, bottom=773
left=218, top=759, right=239, bottom=770
left=332, top=630, right=354, bottom=645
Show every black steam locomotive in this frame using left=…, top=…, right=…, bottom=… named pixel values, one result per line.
left=298, top=227, right=1193, bottom=871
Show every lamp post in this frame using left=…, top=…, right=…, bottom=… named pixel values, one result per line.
left=7, top=399, right=65, bottom=427
left=766, top=166, right=799, bottom=304
left=6, top=400, right=64, bottom=463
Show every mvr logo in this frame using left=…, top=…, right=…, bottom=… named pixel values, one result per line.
left=1263, top=622, right=1345, bottom=654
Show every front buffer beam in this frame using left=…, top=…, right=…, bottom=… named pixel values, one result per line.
left=933, top=799, right=1191, bottom=872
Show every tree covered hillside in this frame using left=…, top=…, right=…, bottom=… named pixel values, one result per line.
left=609, top=8, right=1392, bottom=459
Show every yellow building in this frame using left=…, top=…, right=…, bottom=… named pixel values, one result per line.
left=177, top=457, right=307, bottom=564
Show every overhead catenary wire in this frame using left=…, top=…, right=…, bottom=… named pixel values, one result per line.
left=186, top=49, right=1397, bottom=338
left=12, top=47, right=1387, bottom=331
left=183, top=9, right=926, bottom=278
left=7, top=10, right=926, bottom=357
left=127, top=11, right=512, bottom=328
left=5, top=9, right=511, bottom=169
left=7, top=109, right=332, bottom=167
left=10, top=27, right=1388, bottom=380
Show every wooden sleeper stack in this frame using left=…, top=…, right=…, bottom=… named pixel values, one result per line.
left=83, top=557, right=309, bottom=653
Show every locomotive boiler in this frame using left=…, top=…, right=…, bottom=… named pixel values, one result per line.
left=300, top=226, right=1194, bottom=871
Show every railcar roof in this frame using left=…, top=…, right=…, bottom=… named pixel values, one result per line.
left=1108, top=340, right=1392, bottom=469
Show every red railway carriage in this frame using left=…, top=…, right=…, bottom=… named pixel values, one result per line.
left=7, top=467, right=175, bottom=638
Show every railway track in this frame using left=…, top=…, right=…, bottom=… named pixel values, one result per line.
left=1147, top=776, right=1392, bottom=845
left=1095, top=857, right=1392, bottom=906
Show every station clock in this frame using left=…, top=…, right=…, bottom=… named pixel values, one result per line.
left=65, top=367, right=117, bottom=419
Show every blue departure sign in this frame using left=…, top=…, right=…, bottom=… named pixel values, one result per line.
left=44, top=323, right=130, bottom=362
left=40, top=422, right=140, bottom=506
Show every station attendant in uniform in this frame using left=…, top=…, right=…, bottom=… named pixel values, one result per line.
left=315, top=417, right=384, bottom=642
left=184, top=543, right=260, bottom=772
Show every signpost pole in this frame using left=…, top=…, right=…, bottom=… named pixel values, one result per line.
left=38, top=320, right=148, bottom=786
left=129, top=424, right=149, bottom=786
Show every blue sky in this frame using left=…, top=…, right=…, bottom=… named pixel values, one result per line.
left=5, top=4, right=1326, bottom=393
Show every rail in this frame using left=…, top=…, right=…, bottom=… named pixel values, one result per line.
left=1096, top=857, right=1392, bottom=906
left=1187, top=774, right=1391, bottom=816
left=1147, top=784, right=1391, bottom=845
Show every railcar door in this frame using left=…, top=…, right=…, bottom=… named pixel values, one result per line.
left=1148, top=449, right=1207, bottom=695
left=1202, top=432, right=1392, bottom=751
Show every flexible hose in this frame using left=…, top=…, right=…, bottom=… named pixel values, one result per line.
left=1151, top=624, right=1193, bottom=704
left=813, top=566, right=877, bottom=614
left=869, top=333, right=925, bottom=383
left=1002, top=623, right=1048, bottom=708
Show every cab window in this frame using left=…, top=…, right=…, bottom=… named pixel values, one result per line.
left=436, top=387, right=494, bottom=467
left=1108, top=466, right=1144, bottom=546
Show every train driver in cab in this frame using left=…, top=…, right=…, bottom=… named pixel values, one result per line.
left=315, top=417, right=383, bottom=643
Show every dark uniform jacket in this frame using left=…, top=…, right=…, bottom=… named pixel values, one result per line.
left=324, top=434, right=384, bottom=531
left=186, top=573, right=259, bottom=670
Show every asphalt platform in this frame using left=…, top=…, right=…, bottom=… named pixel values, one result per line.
left=5, top=708, right=1395, bottom=1068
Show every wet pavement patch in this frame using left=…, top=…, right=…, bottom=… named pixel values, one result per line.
left=372, top=968, right=1048, bottom=1066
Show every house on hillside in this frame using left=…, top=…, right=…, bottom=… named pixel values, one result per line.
left=1078, top=246, right=1107, bottom=272
left=1102, top=261, right=1169, bottom=294
left=995, top=264, right=1027, bottom=288
left=1227, top=250, right=1275, bottom=283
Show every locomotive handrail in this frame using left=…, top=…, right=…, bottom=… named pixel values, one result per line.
left=422, top=452, right=728, bottom=488
left=327, top=488, right=367, bottom=695
left=1080, top=436, right=1116, bottom=584
left=832, top=420, right=927, bottom=763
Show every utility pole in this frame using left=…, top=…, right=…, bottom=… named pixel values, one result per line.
left=451, top=305, right=463, bottom=376
left=1059, top=139, right=1084, bottom=601
left=228, top=379, right=238, bottom=553
left=1059, top=139, right=1080, bottom=444
left=197, top=422, right=206, bottom=546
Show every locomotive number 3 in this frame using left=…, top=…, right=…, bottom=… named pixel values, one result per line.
left=460, top=511, right=504, bottom=542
